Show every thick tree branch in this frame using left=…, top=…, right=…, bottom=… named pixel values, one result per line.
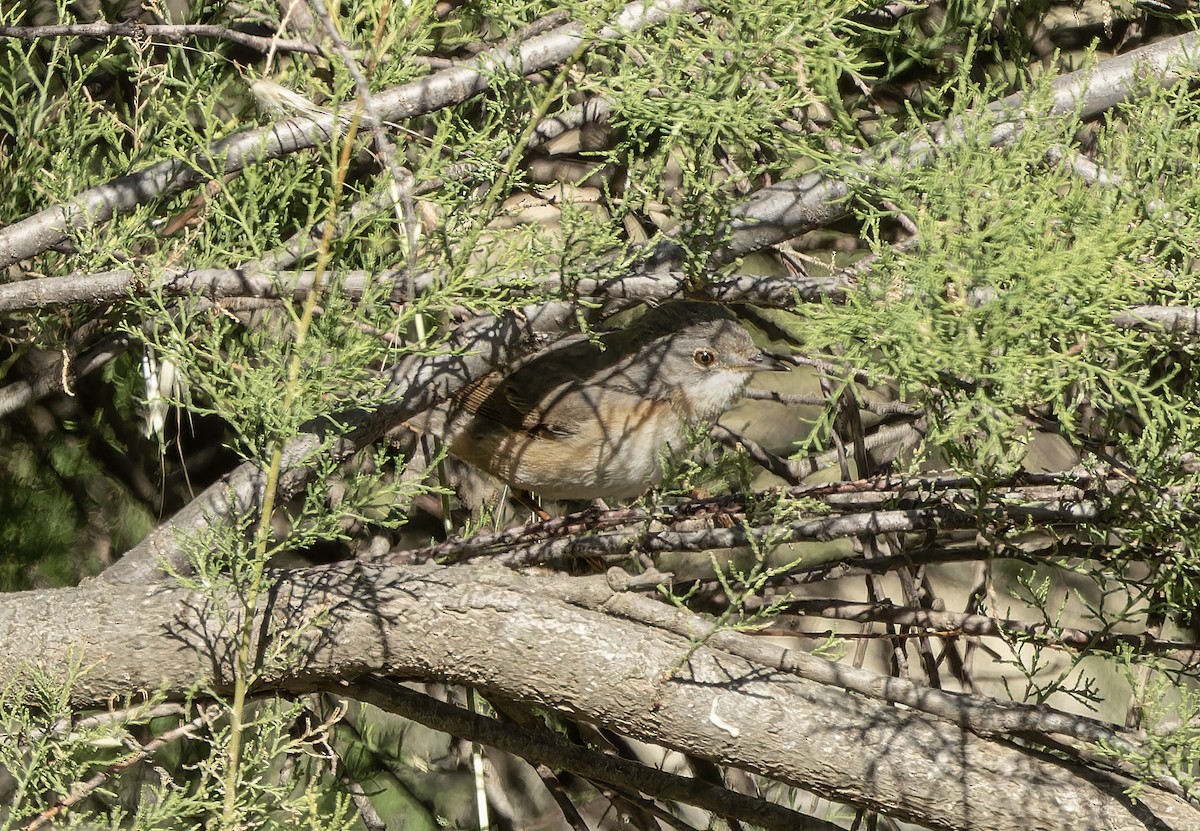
left=565, top=572, right=1137, bottom=749
left=0, top=562, right=1195, bottom=831
left=350, top=677, right=837, bottom=831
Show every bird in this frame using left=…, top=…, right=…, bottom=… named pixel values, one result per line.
left=434, top=302, right=779, bottom=500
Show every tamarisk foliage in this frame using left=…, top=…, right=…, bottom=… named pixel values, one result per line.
left=2, top=0, right=1200, bottom=829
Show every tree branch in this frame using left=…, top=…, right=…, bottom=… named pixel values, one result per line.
left=0, top=22, right=324, bottom=55
left=722, top=31, right=1200, bottom=257
left=1, top=561, right=1195, bottom=831
left=350, top=677, right=837, bottom=831
left=774, top=598, right=1200, bottom=666
left=0, top=0, right=698, bottom=268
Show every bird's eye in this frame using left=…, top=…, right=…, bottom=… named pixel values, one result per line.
left=693, top=348, right=718, bottom=368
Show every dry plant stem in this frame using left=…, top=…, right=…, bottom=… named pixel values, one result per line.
left=708, top=423, right=809, bottom=484
left=775, top=540, right=1124, bottom=590
left=1110, top=305, right=1200, bottom=334
left=220, top=83, right=367, bottom=824
left=459, top=505, right=980, bottom=566
left=709, top=419, right=926, bottom=485
left=0, top=268, right=414, bottom=313
left=22, top=707, right=215, bottom=831
left=0, top=22, right=323, bottom=55
left=0, top=0, right=697, bottom=268
left=0, top=703, right=188, bottom=750
left=6, top=264, right=1197, bottom=337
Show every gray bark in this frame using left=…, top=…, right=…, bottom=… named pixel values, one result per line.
left=3, top=561, right=1196, bottom=831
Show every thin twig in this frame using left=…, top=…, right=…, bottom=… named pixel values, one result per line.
left=0, top=22, right=324, bottom=55
left=389, top=469, right=1124, bottom=564
left=769, top=598, right=1200, bottom=666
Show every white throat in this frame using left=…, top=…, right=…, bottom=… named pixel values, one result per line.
left=677, top=370, right=750, bottom=421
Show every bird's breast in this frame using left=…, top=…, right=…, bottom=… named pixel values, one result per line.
left=453, top=394, right=687, bottom=499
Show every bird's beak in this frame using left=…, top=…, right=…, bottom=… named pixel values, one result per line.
left=741, top=351, right=792, bottom=372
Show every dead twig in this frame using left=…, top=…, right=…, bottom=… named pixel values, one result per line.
left=0, top=22, right=324, bottom=55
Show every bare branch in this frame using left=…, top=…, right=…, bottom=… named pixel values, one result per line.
left=0, top=22, right=323, bottom=55
left=0, top=0, right=699, bottom=268
left=0, top=333, right=132, bottom=418
left=391, top=469, right=1124, bottom=565
left=739, top=387, right=922, bottom=415
left=1111, top=305, right=1200, bottom=334
left=0, top=265, right=845, bottom=314
left=774, top=598, right=1200, bottom=666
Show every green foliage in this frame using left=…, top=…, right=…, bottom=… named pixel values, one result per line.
left=0, top=419, right=153, bottom=590
left=1097, top=671, right=1200, bottom=801
left=800, top=70, right=1200, bottom=472
left=4, top=0, right=1200, bottom=822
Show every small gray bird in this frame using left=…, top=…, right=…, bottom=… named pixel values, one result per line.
left=438, top=302, right=777, bottom=499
